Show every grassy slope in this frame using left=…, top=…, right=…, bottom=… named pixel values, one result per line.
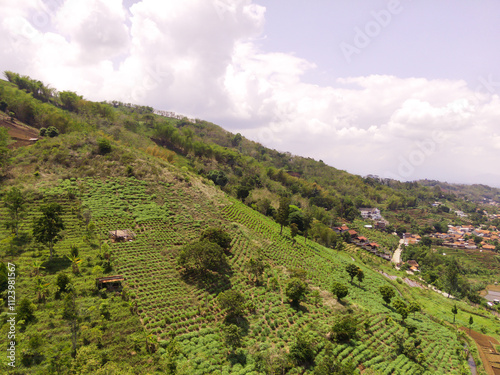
left=1, top=131, right=498, bottom=374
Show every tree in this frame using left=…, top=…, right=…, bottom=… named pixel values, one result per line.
left=177, top=240, right=228, bottom=273
left=200, top=227, right=232, bottom=251
left=392, top=299, right=408, bottom=321
left=59, top=90, right=82, bottom=112
left=290, top=223, right=299, bottom=241
left=35, top=277, right=50, bottom=303
left=236, top=185, right=251, bottom=201
left=18, top=297, right=36, bottom=324
left=331, top=282, right=348, bottom=301
left=231, top=133, right=242, bottom=147
left=207, top=170, right=228, bottom=187
left=66, top=254, right=82, bottom=274
left=356, top=269, right=365, bottom=285
left=379, top=285, right=396, bottom=305
left=217, top=289, right=246, bottom=319
left=335, top=240, right=345, bottom=253
left=222, top=324, right=243, bottom=350
left=330, top=316, right=358, bottom=343
left=32, top=203, right=64, bottom=260
left=289, top=331, right=316, bottom=365
left=451, top=304, right=458, bottom=324
left=289, top=209, right=306, bottom=232
left=303, top=212, right=313, bottom=244
left=468, top=316, right=473, bottom=334
left=444, top=260, right=459, bottom=298
left=97, top=138, right=112, bottom=154
left=56, top=273, right=71, bottom=294
left=63, top=292, right=79, bottom=356
left=246, top=255, right=266, bottom=285
left=276, top=196, right=291, bottom=235
left=0, top=262, right=8, bottom=293
left=3, top=187, right=26, bottom=237
left=285, top=277, right=308, bottom=306
left=345, top=264, right=360, bottom=283
left=408, top=301, right=421, bottom=318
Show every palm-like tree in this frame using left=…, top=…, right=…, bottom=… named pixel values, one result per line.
left=145, top=332, right=157, bottom=353
left=31, top=260, right=45, bottom=277
left=66, top=255, right=82, bottom=274
left=35, top=277, right=50, bottom=303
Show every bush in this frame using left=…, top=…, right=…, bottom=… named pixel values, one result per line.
left=39, top=128, right=47, bottom=137
left=207, top=170, right=228, bottom=187
left=217, top=290, right=246, bottom=318
left=330, top=316, right=358, bottom=343
left=97, top=138, right=112, bottom=154
left=285, top=278, right=308, bottom=306
left=56, top=273, right=71, bottom=294
left=18, top=298, right=36, bottom=324
left=331, top=282, right=348, bottom=301
left=200, top=227, right=232, bottom=251
left=289, top=331, right=316, bottom=365
left=47, top=126, right=59, bottom=137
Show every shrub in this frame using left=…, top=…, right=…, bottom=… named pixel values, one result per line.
left=39, top=128, right=47, bottom=137
left=331, top=282, right=348, bottom=301
left=97, top=138, right=112, bottom=154
left=330, top=316, right=358, bottom=343
left=47, top=126, right=59, bottom=137
left=285, top=278, right=308, bottom=306
left=217, top=290, right=246, bottom=318
left=56, top=273, right=71, bottom=293
left=200, top=227, right=232, bottom=251
left=289, top=331, right=316, bottom=365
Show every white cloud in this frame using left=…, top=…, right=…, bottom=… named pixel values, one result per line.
left=0, top=0, right=498, bottom=185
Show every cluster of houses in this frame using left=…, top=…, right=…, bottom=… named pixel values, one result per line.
left=333, top=224, right=391, bottom=261
left=404, top=225, right=499, bottom=251
left=359, top=207, right=389, bottom=230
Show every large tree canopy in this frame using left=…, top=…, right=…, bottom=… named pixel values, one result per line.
left=177, top=240, right=228, bottom=273
left=32, top=203, right=64, bottom=260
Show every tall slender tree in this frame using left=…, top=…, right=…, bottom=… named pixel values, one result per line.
left=276, top=196, right=291, bottom=235
left=32, top=203, right=64, bottom=260
left=3, top=187, right=25, bottom=237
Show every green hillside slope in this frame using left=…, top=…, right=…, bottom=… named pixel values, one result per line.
left=0, top=73, right=498, bottom=374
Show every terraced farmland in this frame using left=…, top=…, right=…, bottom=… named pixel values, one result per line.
left=70, top=177, right=472, bottom=374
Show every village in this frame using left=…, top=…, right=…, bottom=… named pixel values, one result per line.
left=404, top=224, right=500, bottom=251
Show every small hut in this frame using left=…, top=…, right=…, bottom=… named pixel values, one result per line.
left=108, top=229, right=136, bottom=242
left=96, top=275, right=124, bottom=291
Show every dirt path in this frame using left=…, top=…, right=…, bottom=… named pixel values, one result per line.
left=0, top=113, right=39, bottom=148
left=460, top=327, right=500, bottom=375
left=391, top=238, right=404, bottom=264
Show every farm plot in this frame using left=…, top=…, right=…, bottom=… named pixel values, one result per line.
left=219, top=200, right=468, bottom=374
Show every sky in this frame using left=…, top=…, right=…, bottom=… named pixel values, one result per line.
left=1, top=0, right=500, bottom=187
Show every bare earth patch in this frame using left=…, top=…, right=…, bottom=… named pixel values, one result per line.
left=0, top=113, right=39, bottom=148
left=460, top=327, right=500, bottom=375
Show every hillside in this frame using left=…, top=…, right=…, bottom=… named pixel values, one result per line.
left=0, top=73, right=499, bottom=374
